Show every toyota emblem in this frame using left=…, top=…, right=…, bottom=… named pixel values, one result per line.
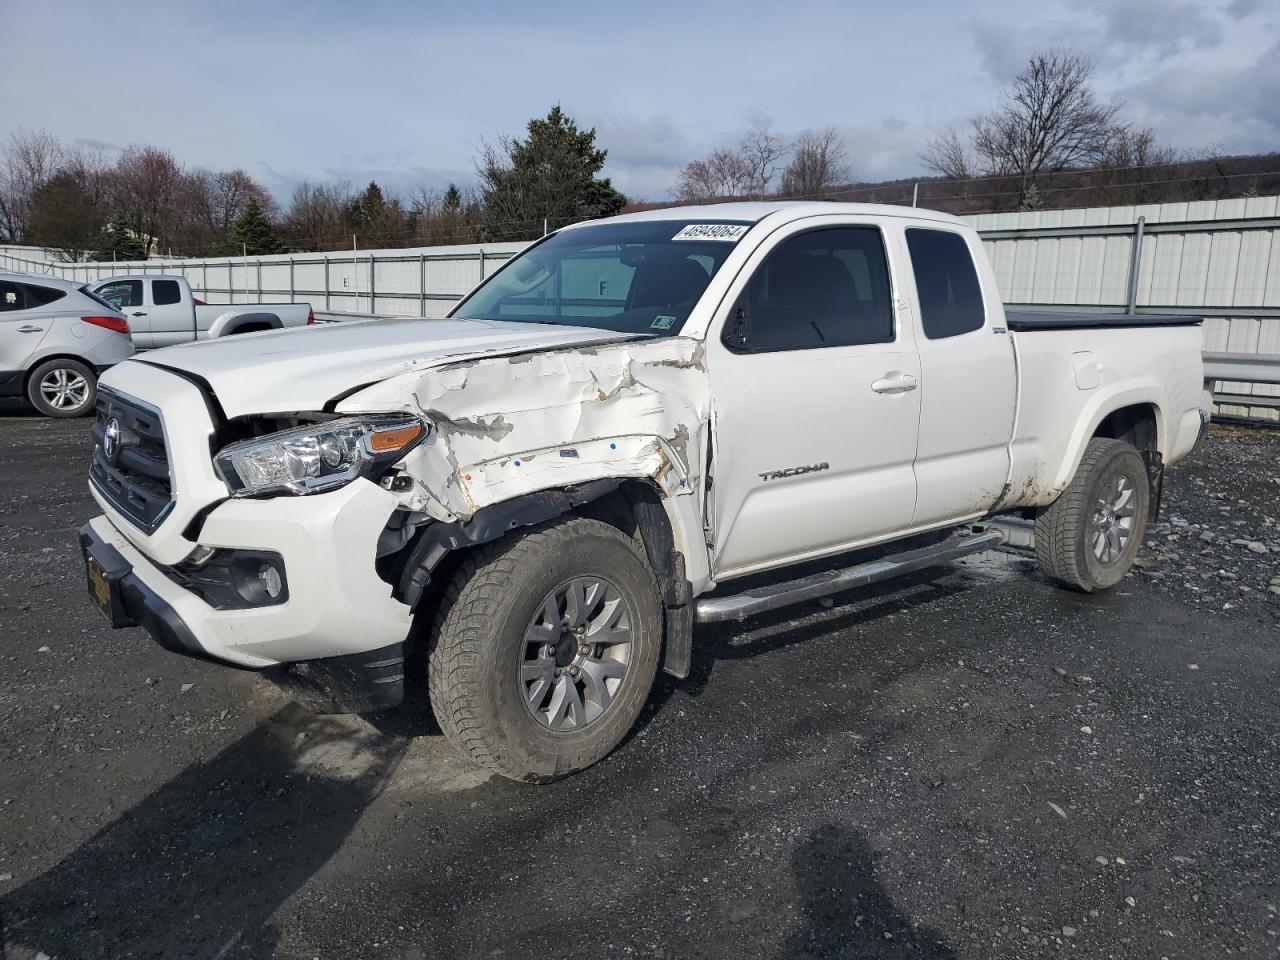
left=103, top=417, right=122, bottom=463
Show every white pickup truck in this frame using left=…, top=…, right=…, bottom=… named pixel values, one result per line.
left=79, top=202, right=1211, bottom=781
left=91, top=274, right=314, bottom=348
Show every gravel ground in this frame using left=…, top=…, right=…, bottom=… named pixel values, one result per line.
left=0, top=411, right=1277, bottom=960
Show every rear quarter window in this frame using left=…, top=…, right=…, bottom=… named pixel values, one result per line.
left=23, top=283, right=67, bottom=306
left=905, top=228, right=985, bottom=339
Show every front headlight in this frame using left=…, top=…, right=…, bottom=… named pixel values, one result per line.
left=214, top=415, right=427, bottom=497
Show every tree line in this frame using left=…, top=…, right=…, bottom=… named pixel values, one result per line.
left=0, top=106, right=627, bottom=260
left=4, top=50, right=1275, bottom=262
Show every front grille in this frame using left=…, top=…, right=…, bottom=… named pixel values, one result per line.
left=90, top=390, right=174, bottom=531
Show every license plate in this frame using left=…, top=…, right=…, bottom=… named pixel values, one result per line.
left=86, top=554, right=113, bottom=616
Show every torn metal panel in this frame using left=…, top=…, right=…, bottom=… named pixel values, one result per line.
left=338, top=337, right=711, bottom=524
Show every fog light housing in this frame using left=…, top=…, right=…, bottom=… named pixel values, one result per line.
left=162, top=549, right=289, bottom=609
left=230, top=553, right=289, bottom=606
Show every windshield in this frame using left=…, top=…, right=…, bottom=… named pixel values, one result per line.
left=451, top=219, right=752, bottom=336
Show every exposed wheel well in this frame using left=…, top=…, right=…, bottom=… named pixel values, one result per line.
left=397, top=479, right=692, bottom=679
left=1093, top=403, right=1157, bottom=454
left=1091, top=402, right=1163, bottom=521
left=227, top=322, right=272, bottom=334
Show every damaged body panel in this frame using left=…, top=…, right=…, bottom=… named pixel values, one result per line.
left=342, top=337, right=710, bottom=548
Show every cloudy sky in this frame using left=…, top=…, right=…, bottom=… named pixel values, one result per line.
left=1, top=0, right=1276, bottom=203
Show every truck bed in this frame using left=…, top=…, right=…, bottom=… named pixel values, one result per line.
left=1005, top=309, right=1202, bottom=331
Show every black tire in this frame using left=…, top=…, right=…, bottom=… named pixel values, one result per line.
left=26, top=358, right=97, bottom=418
left=1035, top=437, right=1150, bottom=593
left=427, top=516, right=662, bottom=782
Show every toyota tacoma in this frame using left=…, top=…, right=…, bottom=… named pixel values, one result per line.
left=80, top=202, right=1211, bottom=781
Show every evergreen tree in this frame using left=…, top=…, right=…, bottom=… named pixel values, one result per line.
left=478, top=106, right=627, bottom=240
left=442, top=182, right=463, bottom=214
left=93, top=222, right=149, bottom=261
left=348, top=181, right=387, bottom=228
left=231, top=198, right=279, bottom=255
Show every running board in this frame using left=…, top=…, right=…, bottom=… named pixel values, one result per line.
left=694, top=530, right=1006, bottom=623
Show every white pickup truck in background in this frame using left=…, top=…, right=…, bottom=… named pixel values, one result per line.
left=91, top=275, right=314, bottom=348
left=79, top=202, right=1212, bottom=783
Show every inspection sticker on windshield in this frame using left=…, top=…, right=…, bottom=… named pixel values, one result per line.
left=672, top=223, right=749, bottom=242
left=651, top=315, right=678, bottom=330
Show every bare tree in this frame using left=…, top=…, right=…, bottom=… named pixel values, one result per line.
left=1092, top=125, right=1182, bottom=205
left=0, top=129, right=65, bottom=243
left=110, top=146, right=184, bottom=254
left=283, top=180, right=355, bottom=251
left=739, top=124, right=787, bottom=198
left=177, top=168, right=273, bottom=254
left=779, top=127, right=851, bottom=198
left=920, top=125, right=976, bottom=182
left=409, top=182, right=481, bottom=244
left=971, top=50, right=1119, bottom=204
left=674, top=149, right=756, bottom=201
left=1097, top=125, right=1179, bottom=170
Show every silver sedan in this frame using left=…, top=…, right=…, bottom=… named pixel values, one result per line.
left=0, top=270, right=134, bottom=417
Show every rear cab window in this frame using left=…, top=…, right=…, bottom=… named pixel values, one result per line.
left=905, top=228, right=986, bottom=339
left=152, top=280, right=182, bottom=305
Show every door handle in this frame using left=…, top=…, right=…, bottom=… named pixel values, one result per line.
left=871, top=373, right=918, bottom=394
left=18, top=325, right=43, bottom=333
left=131, top=311, right=147, bottom=317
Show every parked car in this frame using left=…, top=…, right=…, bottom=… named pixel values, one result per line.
left=79, top=202, right=1212, bottom=781
left=91, top=275, right=314, bottom=348
left=0, top=270, right=133, bottom=417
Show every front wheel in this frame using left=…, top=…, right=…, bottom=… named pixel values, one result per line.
left=27, top=358, right=97, bottom=418
left=428, top=516, right=662, bottom=782
left=1035, top=437, right=1151, bottom=592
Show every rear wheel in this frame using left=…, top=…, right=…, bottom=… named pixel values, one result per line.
left=27, top=358, right=96, bottom=418
left=1035, top=437, right=1150, bottom=592
left=427, top=516, right=662, bottom=782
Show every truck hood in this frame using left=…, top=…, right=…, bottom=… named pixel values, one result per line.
left=129, top=317, right=634, bottom=418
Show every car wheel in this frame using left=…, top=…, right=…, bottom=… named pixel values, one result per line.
left=27, top=359, right=97, bottom=418
left=1035, top=437, right=1151, bottom=592
left=428, top=516, right=662, bottom=782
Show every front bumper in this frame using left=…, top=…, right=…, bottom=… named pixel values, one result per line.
left=83, top=477, right=414, bottom=682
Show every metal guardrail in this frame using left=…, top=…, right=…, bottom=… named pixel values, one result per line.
left=1203, top=352, right=1280, bottom=384
left=1203, top=352, right=1280, bottom=412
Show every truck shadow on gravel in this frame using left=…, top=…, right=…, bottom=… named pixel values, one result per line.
left=781, top=824, right=957, bottom=959
left=0, top=704, right=410, bottom=959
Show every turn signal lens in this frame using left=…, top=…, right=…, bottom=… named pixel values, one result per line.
left=369, top=424, right=424, bottom=453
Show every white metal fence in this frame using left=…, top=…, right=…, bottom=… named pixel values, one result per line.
left=969, top=196, right=1280, bottom=420
left=0, top=241, right=530, bottom=319
left=4, top=196, right=1278, bottom=419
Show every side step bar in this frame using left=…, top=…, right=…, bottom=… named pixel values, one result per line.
left=694, top=530, right=1006, bottom=623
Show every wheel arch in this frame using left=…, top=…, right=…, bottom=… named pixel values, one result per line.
left=395, top=477, right=700, bottom=679
left=22, top=352, right=98, bottom=391
left=210, top=313, right=282, bottom=337
left=1051, top=384, right=1168, bottom=493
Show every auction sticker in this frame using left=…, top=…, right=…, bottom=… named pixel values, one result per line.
left=672, top=223, right=749, bottom=242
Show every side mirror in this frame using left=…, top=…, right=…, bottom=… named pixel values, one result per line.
left=723, top=305, right=751, bottom=352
